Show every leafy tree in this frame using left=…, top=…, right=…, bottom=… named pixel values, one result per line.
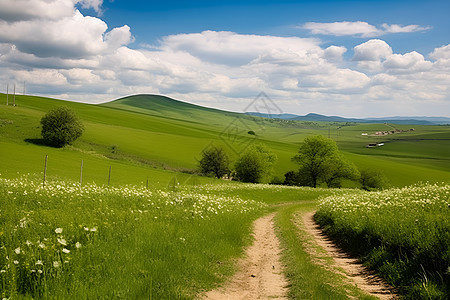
left=234, top=144, right=277, bottom=183
left=292, top=135, right=357, bottom=188
left=359, top=169, right=389, bottom=191
left=40, top=106, right=84, bottom=147
left=198, top=146, right=230, bottom=178
left=322, top=156, right=360, bottom=188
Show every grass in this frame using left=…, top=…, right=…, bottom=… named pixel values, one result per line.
left=0, top=176, right=266, bottom=298
left=315, top=183, right=450, bottom=299
left=1, top=93, right=450, bottom=187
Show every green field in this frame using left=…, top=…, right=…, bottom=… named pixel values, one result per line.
left=1, top=93, right=449, bottom=186
left=1, top=93, right=449, bottom=299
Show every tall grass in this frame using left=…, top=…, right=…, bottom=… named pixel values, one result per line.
left=0, top=176, right=266, bottom=298
left=315, top=183, right=450, bottom=299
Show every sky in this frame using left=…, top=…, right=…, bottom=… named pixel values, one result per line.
left=0, top=0, right=449, bottom=117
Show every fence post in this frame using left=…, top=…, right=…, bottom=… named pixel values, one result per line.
left=43, top=155, right=48, bottom=188
left=146, top=176, right=149, bottom=189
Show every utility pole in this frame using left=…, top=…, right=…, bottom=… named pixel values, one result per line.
left=13, top=83, right=16, bottom=106
left=6, top=84, right=8, bottom=105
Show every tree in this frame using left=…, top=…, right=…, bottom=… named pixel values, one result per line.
left=292, top=135, right=357, bottom=188
left=198, top=146, right=230, bottom=178
left=40, top=107, right=84, bottom=147
left=234, top=144, right=277, bottom=183
left=322, top=156, right=360, bottom=188
left=359, top=169, right=389, bottom=191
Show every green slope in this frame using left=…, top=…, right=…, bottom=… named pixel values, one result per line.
left=0, top=93, right=449, bottom=187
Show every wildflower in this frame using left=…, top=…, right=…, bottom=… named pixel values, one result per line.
left=38, top=242, right=46, bottom=249
left=62, top=248, right=70, bottom=254
left=53, top=261, right=60, bottom=268
left=90, top=227, right=97, bottom=232
left=55, top=228, right=63, bottom=234
left=57, top=238, right=67, bottom=246
left=38, top=270, right=43, bottom=274
left=14, top=247, right=21, bottom=254
left=0, top=270, right=6, bottom=273
left=13, top=260, right=19, bottom=265
left=75, top=242, right=81, bottom=249
left=83, top=227, right=89, bottom=231
left=26, top=240, right=32, bottom=246
left=36, top=260, right=43, bottom=265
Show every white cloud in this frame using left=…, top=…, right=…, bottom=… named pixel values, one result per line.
left=353, top=39, right=393, bottom=61
left=0, top=2, right=448, bottom=117
left=430, top=44, right=450, bottom=60
left=302, top=21, right=381, bottom=37
left=301, top=21, right=431, bottom=37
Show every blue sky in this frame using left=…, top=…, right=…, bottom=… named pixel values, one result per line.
left=0, top=0, right=449, bottom=117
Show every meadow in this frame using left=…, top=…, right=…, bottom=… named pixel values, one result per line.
left=0, top=176, right=267, bottom=298
left=1, top=93, right=450, bottom=299
left=315, top=183, right=450, bottom=299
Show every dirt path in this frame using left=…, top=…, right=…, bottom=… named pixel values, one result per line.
left=203, top=213, right=288, bottom=300
left=302, top=211, right=396, bottom=300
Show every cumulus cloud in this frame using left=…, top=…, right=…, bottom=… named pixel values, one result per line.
left=301, top=21, right=430, bottom=37
left=353, top=39, right=393, bottom=61
left=0, top=2, right=448, bottom=117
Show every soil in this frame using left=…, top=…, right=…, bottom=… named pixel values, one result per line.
left=202, top=213, right=288, bottom=300
left=301, top=211, right=397, bottom=300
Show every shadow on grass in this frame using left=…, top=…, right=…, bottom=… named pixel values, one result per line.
left=24, top=138, right=61, bottom=148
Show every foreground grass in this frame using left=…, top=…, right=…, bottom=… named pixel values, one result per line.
left=315, top=184, right=450, bottom=299
left=275, top=202, right=377, bottom=299
left=0, top=176, right=266, bottom=299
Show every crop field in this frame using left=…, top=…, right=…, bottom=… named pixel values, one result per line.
left=315, top=183, right=450, bottom=299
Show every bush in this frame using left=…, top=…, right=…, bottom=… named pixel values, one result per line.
left=234, top=144, right=277, bottom=183
left=359, top=168, right=389, bottom=190
left=40, top=107, right=84, bottom=147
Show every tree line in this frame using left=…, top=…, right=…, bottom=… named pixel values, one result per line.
left=199, top=135, right=388, bottom=190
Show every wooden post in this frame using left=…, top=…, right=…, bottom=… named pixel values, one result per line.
left=43, top=155, right=48, bottom=188
left=108, top=166, right=111, bottom=186
left=13, top=83, right=15, bottom=106
left=80, top=159, right=83, bottom=187
left=6, top=84, right=8, bottom=105
left=146, top=176, right=149, bottom=189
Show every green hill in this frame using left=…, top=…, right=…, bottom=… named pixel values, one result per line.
left=0, top=93, right=449, bottom=187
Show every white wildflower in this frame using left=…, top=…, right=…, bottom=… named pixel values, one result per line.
left=75, top=242, right=81, bottom=249
left=55, top=228, right=63, bottom=234
left=14, top=247, right=21, bottom=254
left=62, top=248, right=70, bottom=254
left=57, top=238, right=67, bottom=246
left=53, top=261, right=60, bottom=268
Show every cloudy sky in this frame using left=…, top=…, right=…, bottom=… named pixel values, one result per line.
left=0, top=0, right=449, bottom=117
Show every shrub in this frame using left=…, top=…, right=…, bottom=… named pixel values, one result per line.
left=40, top=107, right=84, bottom=147
left=234, top=144, right=277, bottom=183
left=198, top=146, right=230, bottom=178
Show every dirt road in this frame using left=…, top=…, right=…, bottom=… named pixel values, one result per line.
left=203, top=213, right=288, bottom=299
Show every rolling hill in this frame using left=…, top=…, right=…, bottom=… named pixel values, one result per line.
left=1, top=93, right=449, bottom=187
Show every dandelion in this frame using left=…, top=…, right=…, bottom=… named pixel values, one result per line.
left=53, top=261, right=60, bottom=268
left=55, top=228, right=63, bottom=234
left=62, top=248, right=70, bottom=254
left=14, top=247, right=21, bottom=254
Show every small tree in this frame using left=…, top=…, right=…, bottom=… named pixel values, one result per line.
left=292, top=135, right=339, bottom=188
left=198, top=146, right=230, bottom=178
left=40, top=107, right=84, bottom=147
left=234, top=144, right=277, bottom=183
left=292, top=135, right=358, bottom=188
left=359, top=169, right=389, bottom=191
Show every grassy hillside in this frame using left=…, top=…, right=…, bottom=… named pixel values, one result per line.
left=0, top=93, right=449, bottom=187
